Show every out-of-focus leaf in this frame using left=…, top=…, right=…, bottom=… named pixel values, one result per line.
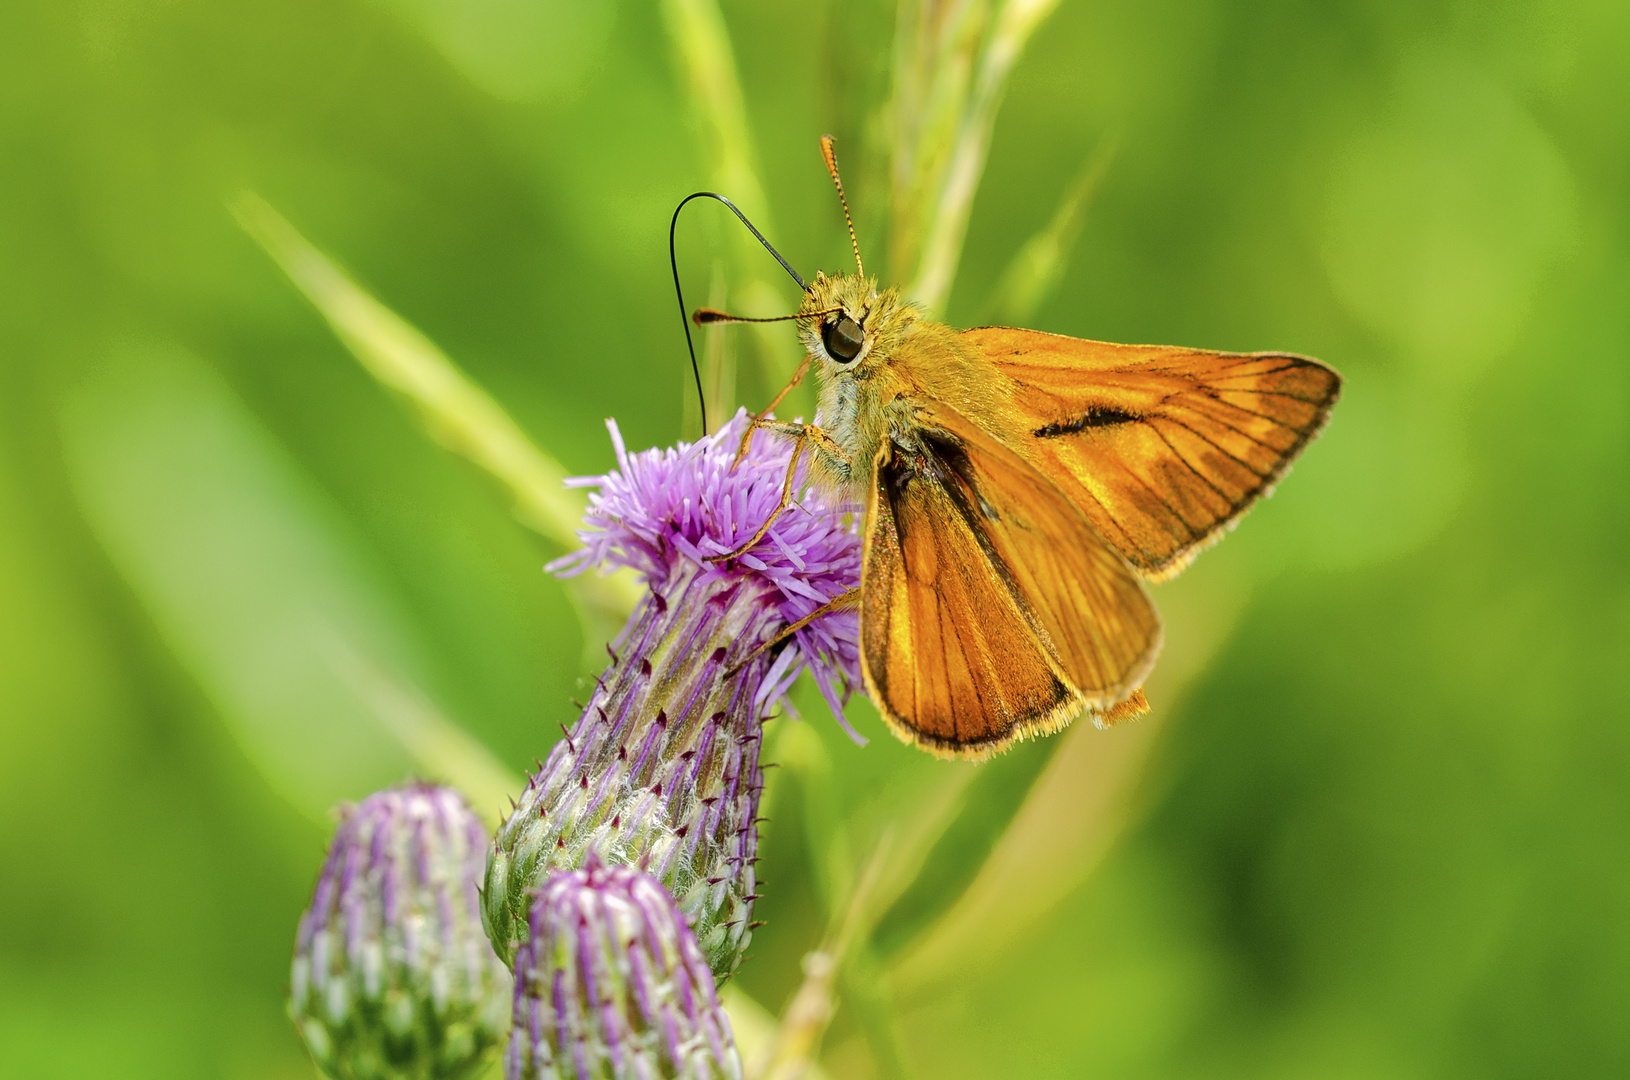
left=60, top=344, right=519, bottom=823
left=232, top=193, right=640, bottom=640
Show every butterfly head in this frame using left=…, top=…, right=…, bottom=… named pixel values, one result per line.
left=798, top=271, right=918, bottom=378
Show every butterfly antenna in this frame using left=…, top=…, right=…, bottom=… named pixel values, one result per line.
left=820, top=135, right=864, bottom=278
left=669, top=192, right=807, bottom=437
left=693, top=305, right=840, bottom=326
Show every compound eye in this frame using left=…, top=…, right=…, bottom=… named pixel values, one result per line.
left=822, top=315, right=864, bottom=363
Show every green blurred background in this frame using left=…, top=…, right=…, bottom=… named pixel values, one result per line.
left=3, top=0, right=1628, bottom=1077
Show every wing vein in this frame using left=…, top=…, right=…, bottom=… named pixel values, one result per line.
left=1146, top=421, right=1241, bottom=506
left=1158, top=411, right=1289, bottom=458
left=1111, top=428, right=1208, bottom=542
left=1150, top=416, right=1273, bottom=480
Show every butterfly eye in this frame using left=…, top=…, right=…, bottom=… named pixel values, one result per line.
left=822, top=315, right=865, bottom=363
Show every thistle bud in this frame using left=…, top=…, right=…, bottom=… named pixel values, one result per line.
left=507, top=857, right=740, bottom=1080
left=291, top=784, right=512, bottom=1080
left=483, top=413, right=862, bottom=980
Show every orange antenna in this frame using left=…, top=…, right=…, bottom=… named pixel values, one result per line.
left=820, top=135, right=864, bottom=278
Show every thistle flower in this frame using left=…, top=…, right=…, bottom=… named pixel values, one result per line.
left=507, top=856, right=741, bottom=1080
left=291, top=784, right=512, bottom=1080
left=484, top=411, right=862, bottom=980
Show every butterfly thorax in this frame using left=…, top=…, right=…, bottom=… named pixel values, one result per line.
left=797, top=271, right=1022, bottom=494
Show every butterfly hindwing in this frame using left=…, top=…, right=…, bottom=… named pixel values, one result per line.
left=962, top=327, right=1342, bottom=580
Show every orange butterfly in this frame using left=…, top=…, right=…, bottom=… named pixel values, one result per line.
left=694, top=137, right=1340, bottom=759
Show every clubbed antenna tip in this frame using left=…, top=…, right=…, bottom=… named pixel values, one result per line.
left=821, top=135, right=864, bottom=278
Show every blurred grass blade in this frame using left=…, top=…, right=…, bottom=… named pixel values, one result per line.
left=903, top=0, right=1061, bottom=314
left=322, top=633, right=523, bottom=825
left=757, top=732, right=970, bottom=1079
left=774, top=717, right=971, bottom=933
left=234, top=194, right=577, bottom=550
left=660, top=0, right=800, bottom=406
left=232, top=192, right=639, bottom=631
left=661, top=0, right=769, bottom=230
left=888, top=0, right=988, bottom=285
left=770, top=719, right=855, bottom=919
left=884, top=570, right=1250, bottom=999
left=859, top=768, right=975, bottom=934
left=820, top=774, right=968, bottom=1079
left=750, top=833, right=897, bottom=1080
left=723, top=984, right=834, bottom=1080
left=987, top=133, right=1118, bottom=324
left=752, top=949, right=839, bottom=1080
left=59, top=344, right=515, bottom=822
left=887, top=715, right=1159, bottom=1001
left=683, top=260, right=739, bottom=445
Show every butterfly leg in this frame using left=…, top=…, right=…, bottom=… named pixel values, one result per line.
left=727, top=586, right=860, bottom=677
left=731, top=354, right=813, bottom=469
left=708, top=422, right=848, bottom=563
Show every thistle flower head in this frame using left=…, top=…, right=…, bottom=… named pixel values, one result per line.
left=487, top=414, right=864, bottom=981
left=552, top=409, right=862, bottom=721
left=507, top=856, right=740, bottom=1080
left=292, top=784, right=511, bottom=1080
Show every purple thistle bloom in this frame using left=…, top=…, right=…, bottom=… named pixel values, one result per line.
left=555, top=409, right=862, bottom=721
left=506, top=856, right=740, bottom=1080
left=484, top=412, right=862, bottom=980
left=292, top=784, right=512, bottom=1080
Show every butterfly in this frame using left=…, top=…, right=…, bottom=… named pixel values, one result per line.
left=684, top=137, right=1341, bottom=760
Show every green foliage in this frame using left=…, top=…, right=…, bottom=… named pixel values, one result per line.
left=2, top=0, right=1628, bottom=1077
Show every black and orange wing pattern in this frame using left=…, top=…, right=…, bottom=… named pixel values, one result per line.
left=963, top=327, right=1342, bottom=580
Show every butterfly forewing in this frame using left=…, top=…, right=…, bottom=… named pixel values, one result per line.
left=963, top=328, right=1342, bottom=580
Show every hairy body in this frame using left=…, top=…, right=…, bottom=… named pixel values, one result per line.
left=795, top=272, right=1021, bottom=492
